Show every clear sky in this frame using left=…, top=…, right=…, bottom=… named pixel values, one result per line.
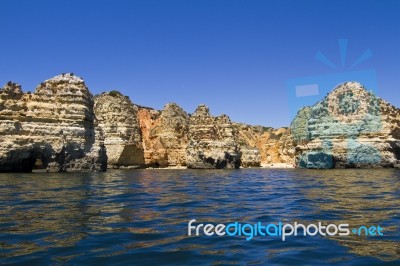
left=1, top=0, right=399, bottom=127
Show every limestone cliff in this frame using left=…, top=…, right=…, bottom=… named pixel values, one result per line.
left=136, top=103, right=264, bottom=169
left=0, top=73, right=291, bottom=170
left=234, top=124, right=295, bottom=166
left=186, top=105, right=241, bottom=169
left=137, top=103, right=189, bottom=167
left=291, top=82, right=400, bottom=168
left=0, top=74, right=107, bottom=172
left=94, top=92, right=144, bottom=168
left=5, top=74, right=397, bottom=171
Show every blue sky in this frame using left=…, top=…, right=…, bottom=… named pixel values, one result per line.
left=1, top=0, right=399, bottom=127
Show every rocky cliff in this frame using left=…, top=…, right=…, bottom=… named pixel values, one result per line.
left=137, top=103, right=189, bottom=167
left=291, top=82, right=400, bottom=168
left=0, top=74, right=107, bottom=172
left=92, top=90, right=265, bottom=169
left=186, top=105, right=242, bottom=169
left=234, top=124, right=295, bottom=166
left=94, top=92, right=144, bottom=168
left=0, top=73, right=293, bottom=171
left=3, top=74, right=397, bottom=172
left=136, top=103, right=265, bottom=168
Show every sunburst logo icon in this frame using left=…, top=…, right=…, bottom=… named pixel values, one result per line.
left=315, top=39, right=373, bottom=70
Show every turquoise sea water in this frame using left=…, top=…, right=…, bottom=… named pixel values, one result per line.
left=0, top=169, right=399, bottom=265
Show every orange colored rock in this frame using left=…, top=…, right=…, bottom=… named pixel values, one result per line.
left=137, top=103, right=189, bottom=167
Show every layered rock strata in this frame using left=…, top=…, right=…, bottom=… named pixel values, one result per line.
left=3, top=74, right=397, bottom=171
left=94, top=92, right=144, bottom=168
left=137, top=103, right=189, bottom=167
left=234, top=124, right=295, bottom=166
left=186, top=105, right=241, bottom=168
left=0, top=74, right=107, bottom=172
left=291, top=82, right=400, bottom=168
left=136, top=103, right=265, bottom=168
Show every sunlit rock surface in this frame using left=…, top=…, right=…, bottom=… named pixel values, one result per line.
left=0, top=74, right=107, bottom=172
left=234, top=124, right=295, bottom=167
left=186, top=105, right=241, bottom=169
left=2, top=75, right=398, bottom=171
left=291, top=82, right=400, bottom=168
left=94, top=91, right=144, bottom=168
left=137, top=103, right=189, bottom=167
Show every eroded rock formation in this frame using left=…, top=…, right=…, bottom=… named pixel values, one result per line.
left=137, top=103, right=189, bottom=167
left=234, top=124, right=295, bottom=166
left=3, top=74, right=398, bottom=171
left=291, top=82, right=400, bottom=168
left=136, top=103, right=265, bottom=168
left=94, top=92, right=144, bottom=168
left=0, top=74, right=107, bottom=172
left=186, top=105, right=241, bottom=169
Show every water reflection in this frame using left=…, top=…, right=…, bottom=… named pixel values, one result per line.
left=292, top=169, right=400, bottom=261
left=0, top=169, right=399, bottom=264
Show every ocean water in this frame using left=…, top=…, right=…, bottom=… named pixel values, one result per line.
left=0, top=169, right=399, bottom=265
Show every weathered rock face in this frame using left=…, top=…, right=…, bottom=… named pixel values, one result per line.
left=94, top=92, right=144, bottom=168
left=136, top=103, right=264, bottom=168
left=234, top=124, right=294, bottom=166
left=186, top=105, right=241, bottom=169
left=258, top=128, right=295, bottom=166
left=137, top=103, right=189, bottom=167
left=8, top=74, right=398, bottom=171
left=291, top=82, right=400, bottom=168
left=239, top=147, right=261, bottom=167
left=233, top=124, right=262, bottom=167
left=0, top=74, right=107, bottom=172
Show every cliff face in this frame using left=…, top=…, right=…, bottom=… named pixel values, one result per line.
left=94, top=92, right=144, bottom=168
left=136, top=103, right=263, bottom=168
left=186, top=105, right=241, bottom=168
left=234, top=124, right=294, bottom=166
left=93, top=93, right=262, bottom=169
left=137, top=103, right=189, bottom=167
left=0, top=73, right=292, bottom=171
left=0, top=74, right=107, bottom=172
left=291, top=82, right=400, bottom=168
left=4, top=74, right=397, bottom=171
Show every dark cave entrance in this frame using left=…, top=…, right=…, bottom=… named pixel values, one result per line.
left=32, top=158, right=46, bottom=172
left=30, top=147, right=51, bottom=173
